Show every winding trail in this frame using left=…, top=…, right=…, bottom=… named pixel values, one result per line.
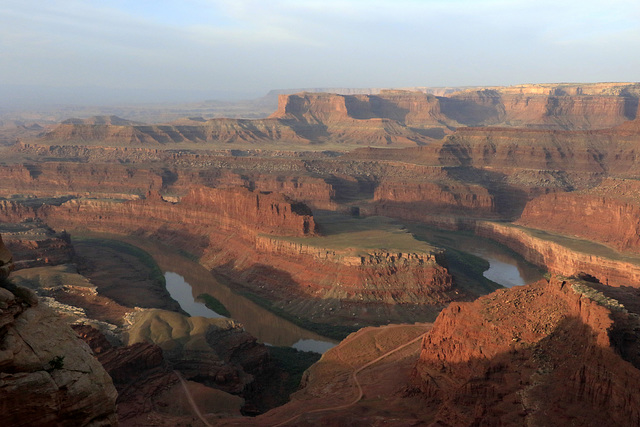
left=273, top=327, right=427, bottom=426
left=173, top=370, right=214, bottom=427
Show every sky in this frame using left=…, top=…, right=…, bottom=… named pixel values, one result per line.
left=1, top=0, right=639, bottom=105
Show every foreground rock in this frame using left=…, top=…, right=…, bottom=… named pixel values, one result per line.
left=413, top=277, right=640, bottom=426
left=73, top=324, right=245, bottom=425
left=0, top=239, right=118, bottom=426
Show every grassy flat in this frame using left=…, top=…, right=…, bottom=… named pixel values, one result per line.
left=269, top=211, right=440, bottom=256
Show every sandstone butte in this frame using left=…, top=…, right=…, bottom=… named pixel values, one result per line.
left=37, top=82, right=640, bottom=146
left=2, top=82, right=640, bottom=424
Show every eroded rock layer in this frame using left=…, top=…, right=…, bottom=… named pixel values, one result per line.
left=38, top=83, right=640, bottom=146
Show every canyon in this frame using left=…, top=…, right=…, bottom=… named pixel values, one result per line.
left=1, top=82, right=640, bottom=425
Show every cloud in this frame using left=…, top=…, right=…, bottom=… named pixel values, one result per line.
left=0, top=0, right=638, bottom=103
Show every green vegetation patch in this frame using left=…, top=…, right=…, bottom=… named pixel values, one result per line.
left=571, top=282, right=626, bottom=312
left=71, top=236, right=166, bottom=287
left=271, top=212, right=439, bottom=256
left=407, top=224, right=504, bottom=296
left=196, top=293, right=231, bottom=317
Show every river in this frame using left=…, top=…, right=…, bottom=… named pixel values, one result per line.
left=107, top=228, right=541, bottom=354
left=408, top=224, right=544, bottom=288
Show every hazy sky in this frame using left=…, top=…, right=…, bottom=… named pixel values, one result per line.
left=2, top=0, right=639, bottom=104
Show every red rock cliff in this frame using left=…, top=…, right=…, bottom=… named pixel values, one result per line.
left=413, top=277, right=640, bottom=426
left=518, top=183, right=640, bottom=253
left=370, top=179, right=496, bottom=219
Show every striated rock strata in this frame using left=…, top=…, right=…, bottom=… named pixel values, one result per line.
left=0, top=221, right=74, bottom=269
left=369, top=179, right=497, bottom=220
left=475, top=221, right=640, bottom=288
left=518, top=181, right=640, bottom=253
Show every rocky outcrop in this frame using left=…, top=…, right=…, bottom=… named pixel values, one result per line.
left=34, top=83, right=640, bottom=147
left=0, top=187, right=316, bottom=242
left=413, top=277, right=640, bottom=426
left=0, top=187, right=457, bottom=326
left=72, top=324, right=246, bottom=423
left=441, top=87, right=637, bottom=129
left=125, top=309, right=279, bottom=412
left=0, top=280, right=118, bottom=426
left=250, top=235, right=452, bottom=305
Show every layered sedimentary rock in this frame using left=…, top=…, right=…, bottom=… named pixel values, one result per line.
left=0, top=162, right=162, bottom=199
left=0, top=185, right=457, bottom=325
left=0, top=222, right=74, bottom=269
left=441, top=84, right=638, bottom=129
left=0, top=187, right=315, bottom=240
left=0, top=279, right=118, bottom=426
left=36, top=83, right=640, bottom=147
left=413, top=277, right=640, bottom=426
left=369, top=179, right=497, bottom=220
left=518, top=180, right=640, bottom=253
left=247, top=235, right=452, bottom=305
left=475, top=221, right=640, bottom=287
left=125, top=309, right=279, bottom=412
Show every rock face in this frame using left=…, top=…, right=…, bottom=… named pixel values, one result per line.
left=441, top=84, right=638, bottom=129
left=413, top=277, right=640, bottom=426
left=0, top=235, right=13, bottom=280
left=39, top=83, right=639, bottom=146
left=73, top=324, right=246, bottom=423
left=0, top=185, right=458, bottom=325
left=518, top=182, right=640, bottom=253
left=370, top=179, right=497, bottom=219
left=0, top=276, right=118, bottom=426
left=475, top=221, right=640, bottom=288
left=125, top=309, right=280, bottom=413
left=0, top=163, right=162, bottom=199
left=0, top=187, right=316, bottom=241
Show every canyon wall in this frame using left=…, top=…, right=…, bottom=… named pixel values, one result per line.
left=1, top=187, right=316, bottom=241
left=517, top=180, right=640, bottom=253
left=0, top=162, right=162, bottom=199
left=413, top=277, right=640, bottom=426
left=475, top=221, right=640, bottom=287
left=37, top=83, right=640, bottom=147
left=0, top=187, right=455, bottom=325
left=442, top=89, right=636, bottom=129
left=369, top=179, right=496, bottom=220
left=0, top=222, right=74, bottom=269
left=247, top=235, right=452, bottom=305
